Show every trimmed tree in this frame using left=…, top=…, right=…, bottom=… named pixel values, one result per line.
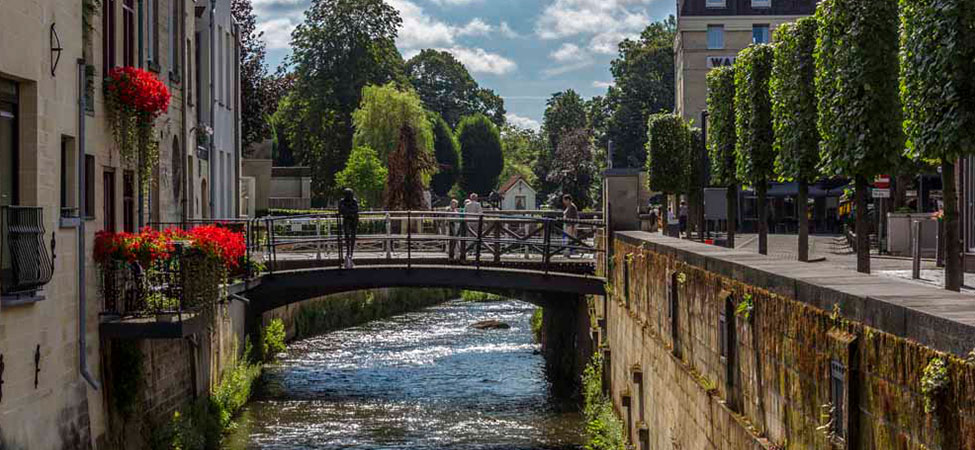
left=646, top=113, right=690, bottom=234
left=900, top=0, right=975, bottom=290
left=430, top=114, right=461, bottom=198
left=707, top=65, right=738, bottom=248
left=335, top=145, right=387, bottom=208
left=688, top=128, right=707, bottom=241
left=816, top=0, right=903, bottom=273
left=457, top=114, right=504, bottom=196
left=771, top=18, right=820, bottom=262
left=734, top=44, right=775, bottom=255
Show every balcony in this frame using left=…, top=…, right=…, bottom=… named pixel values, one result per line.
left=97, top=224, right=252, bottom=339
left=1, top=206, right=54, bottom=305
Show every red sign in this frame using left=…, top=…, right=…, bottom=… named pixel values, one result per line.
left=874, top=175, right=891, bottom=189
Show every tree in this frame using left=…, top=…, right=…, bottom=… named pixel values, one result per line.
left=900, top=0, right=975, bottom=290
left=771, top=18, right=820, bottom=262
left=281, top=0, right=405, bottom=202
left=405, top=49, right=505, bottom=128
left=540, top=90, right=588, bottom=198
left=816, top=0, right=902, bottom=273
left=500, top=124, right=543, bottom=186
left=548, top=128, right=598, bottom=210
left=706, top=66, right=738, bottom=248
left=646, top=113, right=690, bottom=226
left=604, top=16, right=676, bottom=168
left=385, top=125, right=438, bottom=210
left=352, top=83, right=433, bottom=161
left=232, top=0, right=272, bottom=150
left=430, top=113, right=460, bottom=198
left=734, top=44, right=775, bottom=255
left=335, top=146, right=387, bottom=208
left=457, top=114, right=504, bottom=196
left=687, top=128, right=707, bottom=240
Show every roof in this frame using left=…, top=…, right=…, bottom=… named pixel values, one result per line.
left=498, top=175, right=534, bottom=194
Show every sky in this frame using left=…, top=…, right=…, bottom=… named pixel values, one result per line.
left=253, top=0, right=675, bottom=130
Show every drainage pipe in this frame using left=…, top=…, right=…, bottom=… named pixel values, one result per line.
left=77, top=60, right=101, bottom=390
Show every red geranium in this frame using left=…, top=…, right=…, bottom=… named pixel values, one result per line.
left=94, top=226, right=245, bottom=270
left=105, top=67, right=170, bottom=118
left=187, top=225, right=246, bottom=269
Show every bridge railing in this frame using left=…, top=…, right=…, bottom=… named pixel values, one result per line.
left=256, top=211, right=604, bottom=275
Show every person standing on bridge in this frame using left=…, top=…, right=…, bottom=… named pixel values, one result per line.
left=339, top=188, right=360, bottom=269
left=562, top=194, right=579, bottom=256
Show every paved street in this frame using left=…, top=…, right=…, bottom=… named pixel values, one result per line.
left=720, top=233, right=975, bottom=293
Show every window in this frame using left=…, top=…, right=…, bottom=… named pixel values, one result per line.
left=719, top=310, right=728, bottom=358
left=122, top=0, right=135, bottom=67
left=217, top=28, right=223, bottom=105
left=669, top=272, right=680, bottom=357
left=147, top=0, right=157, bottom=66
left=752, top=0, right=771, bottom=7
left=171, top=0, right=180, bottom=77
left=226, top=31, right=232, bottom=108
left=0, top=79, right=18, bottom=207
left=830, top=360, right=847, bottom=439
left=722, top=294, right=738, bottom=410
left=60, top=137, right=78, bottom=218
left=84, top=155, right=95, bottom=219
left=515, top=196, right=526, bottom=210
left=103, top=170, right=116, bottom=231
left=195, top=31, right=202, bottom=122
left=707, top=25, right=724, bottom=50
left=706, top=0, right=726, bottom=7
left=123, top=170, right=135, bottom=232
left=187, top=38, right=193, bottom=105
left=753, top=24, right=770, bottom=44
left=102, top=0, right=117, bottom=76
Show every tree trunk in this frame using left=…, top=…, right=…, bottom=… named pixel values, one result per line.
left=942, top=159, right=962, bottom=291
left=893, top=173, right=910, bottom=210
left=855, top=175, right=870, bottom=274
left=798, top=180, right=809, bottom=262
left=697, top=188, right=705, bottom=242
left=757, top=181, right=768, bottom=255
left=727, top=183, right=737, bottom=248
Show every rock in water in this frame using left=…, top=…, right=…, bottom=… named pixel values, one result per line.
left=470, top=319, right=511, bottom=330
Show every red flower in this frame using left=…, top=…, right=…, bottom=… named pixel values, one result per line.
left=104, top=67, right=170, bottom=118
left=94, top=225, right=245, bottom=271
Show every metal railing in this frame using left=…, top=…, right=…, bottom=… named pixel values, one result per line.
left=256, top=211, right=604, bottom=275
left=0, top=206, right=54, bottom=296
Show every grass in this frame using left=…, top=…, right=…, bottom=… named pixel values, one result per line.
left=581, top=353, right=626, bottom=450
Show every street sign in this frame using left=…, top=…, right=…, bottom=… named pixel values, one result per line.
left=872, top=189, right=891, bottom=198
left=874, top=175, right=890, bottom=189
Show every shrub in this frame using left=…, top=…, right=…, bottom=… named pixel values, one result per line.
left=530, top=308, right=543, bottom=343
left=582, top=353, right=625, bottom=450
left=211, top=342, right=262, bottom=429
left=262, top=318, right=287, bottom=361
left=645, top=113, right=690, bottom=194
left=460, top=290, right=506, bottom=302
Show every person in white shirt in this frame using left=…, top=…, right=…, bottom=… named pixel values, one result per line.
left=466, top=193, right=483, bottom=215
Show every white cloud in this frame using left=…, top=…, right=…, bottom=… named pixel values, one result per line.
left=551, top=43, right=586, bottom=62
left=593, top=80, right=615, bottom=89
left=438, top=47, right=517, bottom=75
left=499, top=21, right=521, bottom=39
left=392, top=0, right=459, bottom=48
left=543, top=60, right=594, bottom=77
left=535, top=0, right=655, bottom=56
left=428, top=0, right=481, bottom=5
left=456, top=18, right=493, bottom=37
left=257, top=17, right=300, bottom=50
left=506, top=113, right=541, bottom=131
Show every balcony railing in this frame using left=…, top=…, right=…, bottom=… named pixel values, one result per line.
left=1, top=206, right=55, bottom=296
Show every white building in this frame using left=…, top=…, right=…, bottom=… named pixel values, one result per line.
left=499, top=175, right=536, bottom=211
left=193, top=0, right=240, bottom=219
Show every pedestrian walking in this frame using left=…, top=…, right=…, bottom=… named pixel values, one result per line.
left=448, top=198, right=460, bottom=260
left=679, top=200, right=688, bottom=236
left=562, top=194, right=579, bottom=256
left=338, top=188, right=359, bottom=268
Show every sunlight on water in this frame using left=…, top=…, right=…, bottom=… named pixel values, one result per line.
left=223, top=298, right=585, bottom=450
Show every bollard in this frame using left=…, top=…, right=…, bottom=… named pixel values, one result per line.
left=912, top=220, right=921, bottom=279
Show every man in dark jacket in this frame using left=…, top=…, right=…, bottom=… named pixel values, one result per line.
left=338, top=188, right=359, bottom=268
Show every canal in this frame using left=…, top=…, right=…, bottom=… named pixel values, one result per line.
left=223, top=298, right=585, bottom=449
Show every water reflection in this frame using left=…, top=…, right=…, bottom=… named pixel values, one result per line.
left=224, top=299, right=584, bottom=449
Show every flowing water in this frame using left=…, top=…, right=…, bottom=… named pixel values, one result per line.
left=223, top=298, right=585, bottom=449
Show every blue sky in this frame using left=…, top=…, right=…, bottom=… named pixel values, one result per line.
left=254, top=0, right=675, bottom=129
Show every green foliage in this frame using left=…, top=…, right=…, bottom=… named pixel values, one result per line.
left=735, top=293, right=754, bottom=321
left=815, top=0, right=902, bottom=178
left=212, top=342, right=262, bottom=430
left=539, top=90, right=589, bottom=197
left=771, top=18, right=820, bottom=183
left=385, top=123, right=438, bottom=210
left=899, top=0, right=975, bottom=163
left=405, top=49, right=506, bottom=128
left=457, top=114, right=504, bottom=196
left=500, top=124, right=544, bottom=187
left=352, top=83, right=434, bottom=162
left=262, top=318, right=287, bottom=361
left=734, top=44, right=776, bottom=187
left=920, top=357, right=949, bottom=414
left=549, top=128, right=598, bottom=209
left=430, top=114, right=461, bottom=197
left=280, top=0, right=405, bottom=202
left=110, top=340, right=143, bottom=417
left=335, top=145, right=387, bottom=208
left=603, top=16, right=677, bottom=168
left=706, top=66, right=737, bottom=187
left=460, top=290, right=506, bottom=302
left=645, top=113, right=690, bottom=194
left=582, top=353, right=625, bottom=450
left=686, top=127, right=707, bottom=194
left=530, top=308, right=543, bottom=343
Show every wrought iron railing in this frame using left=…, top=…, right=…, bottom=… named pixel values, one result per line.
left=0, top=206, right=55, bottom=296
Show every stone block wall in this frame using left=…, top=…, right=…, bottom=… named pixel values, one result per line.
left=603, top=232, right=975, bottom=449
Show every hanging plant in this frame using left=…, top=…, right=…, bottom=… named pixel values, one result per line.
left=104, top=67, right=170, bottom=194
